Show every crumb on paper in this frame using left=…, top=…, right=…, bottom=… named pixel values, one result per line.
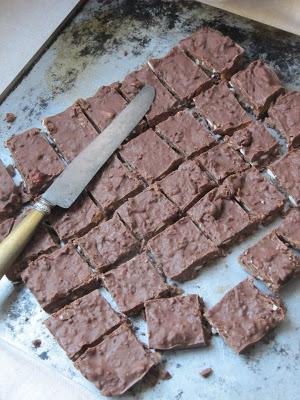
left=5, top=112, right=16, bottom=123
left=32, top=339, right=42, bottom=348
left=200, top=367, right=213, bottom=378
left=124, top=50, right=128, bottom=56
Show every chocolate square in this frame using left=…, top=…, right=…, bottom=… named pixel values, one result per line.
left=21, top=245, right=99, bottom=313
left=156, top=110, right=216, bottom=157
left=267, top=91, right=300, bottom=149
left=268, top=149, right=300, bottom=205
left=197, top=143, right=249, bottom=183
left=194, top=82, right=251, bottom=136
left=157, top=160, right=215, bottom=212
left=119, top=64, right=178, bottom=126
left=103, top=253, right=169, bottom=315
left=276, top=209, right=300, bottom=250
left=117, top=187, right=179, bottom=241
left=188, top=187, right=253, bottom=247
left=149, top=47, right=211, bottom=101
left=75, top=323, right=160, bottom=397
left=0, top=160, right=20, bottom=220
left=88, top=156, right=143, bottom=214
left=225, top=121, right=280, bottom=169
left=48, top=193, right=103, bottom=242
left=231, top=60, right=283, bottom=117
left=145, top=295, right=208, bottom=349
left=148, top=217, right=220, bottom=281
left=75, top=214, right=139, bottom=272
left=43, top=103, right=98, bottom=162
left=240, top=233, right=300, bottom=291
left=45, top=290, right=124, bottom=360
left=179, top=27, right=244, bottom=79
left=221, top=169, right=285, bottom=224
left=206, top=279, right=285, bottom=353
left=6, top=128, right=64, bottom=195
left=119, top=129, right=182, bottom=183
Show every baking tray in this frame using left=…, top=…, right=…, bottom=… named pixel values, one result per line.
left=0, top=1, right=300, bottom=399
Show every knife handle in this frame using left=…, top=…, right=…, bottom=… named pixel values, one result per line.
left=0, top=199, right=53, bottom=281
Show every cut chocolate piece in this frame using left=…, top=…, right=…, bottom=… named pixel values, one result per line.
left=119, top=64, right=178, bottom=126
left=145, top=295, right=208, bottom=350
left=45, top=290, right=124, bottom=360
left=194, top=82, right=251, bottom=136
left=188, top=187, right=253, bottom=247
left=200, top=368, right=213, bottom=378
left=225, top=121, right=280, bottom=169
left=88, top=156, right=143, bottom=214
left=6, top=128, right=64, bottom=195
left=239, top=232, right=300, bottom=291
left=276, top=209, right=300, bottom=250
left=103, top=253, right=169, bottom=315
left=75, top=214, right=139, bottom=272
left=231, top=60, right=283, bottom=117
left=206, top=278, right=285, bottom=353
left=179, top=27, right=244, bottom=79
left=48, top=193, right=102, bottom=242
left=119, top=129, right=182, bottom=183
left=0, top=218, right=14, bottom=241
left=148, top=217, right=220, bottom=281
left=197, top=143, right=249, bottom=183
left=117, top=187, right=179, bottom=241
left=149, top=47, right=211, bottom=101
left=43, top=103, right=98, bottom=162
left=221, top=169, right=285, bottom=224
left=77, top=85, right=127, bottom=132
left=268, top=149, right=300, bottom=205
left=267, top=91, right=300, bottom=148
left=0, top=160, right=20, bottom=221
left=156, top=110, right=216, bottom=158
left=75, top=323, right=160, bottom=396
left=21, top=245, right=99, bottom=313
left=157, top=161, right=216, bottom=212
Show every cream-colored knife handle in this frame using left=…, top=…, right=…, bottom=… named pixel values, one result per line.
left=0, top=198, right=53, bottom=280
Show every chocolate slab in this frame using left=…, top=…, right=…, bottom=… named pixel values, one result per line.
left=157, top=160, right=216, bottom=212
left=119, top=129, right=182, bottom=183
left=197, top=143, right=249, bottom=183
left=268, top=149, right=300, bottom=205
left=188, top=187, right=253, bottom=247
left=206, top=279, right=285, bottom=353
left=179, top=27, right=244, bottom=79
left=225, top=121, right=280, bottom=169
left=103, top=253, right=169, bottom=315
left=119, top=64, right=178, bottom=126
left=148, top=217, right=220, bottom=282
left=149, top=47, right=211, bottom=101
left=194, top=82, right=251, bottom=136
left=45, top=290, right=124, bottom=360
left=75, top=214, right=139, bottom=272
left=145, top=295, right=208, bottom=350
left=231, top=60, right=283, bottom=117
left=267, top=91, right=300, bottom=148
left=0, top=160, right=20, bottom=221
left=6, top=128, right=64, bottom=195
left=77, top=84, right=127, bottom=132
left=43, top=103, right=98, bottom=162
left=75, top=323, right=160, bottom=396
left=220, top=169, right=285, bottom=224
left=117, top=186, right=179, bottom=241
left=88, top=155, right=143, bottom=214
left=156, top=110, right=216, bottom=157
left=276, top=209, right=300, bottom=250
left=239, top=233, right=300, bottom=291
left=0, top=218, right=14, bottom=241
left=21, top=245, right=100, bottom=313
left=47, top=193, right=102, bottom=242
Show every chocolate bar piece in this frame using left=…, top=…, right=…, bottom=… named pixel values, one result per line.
left=276, top=208, right=300, bottom=250
left=0, top=160, right=20, bottom=220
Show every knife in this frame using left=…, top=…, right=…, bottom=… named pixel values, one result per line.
left=0, top=85, right=155, bottom=280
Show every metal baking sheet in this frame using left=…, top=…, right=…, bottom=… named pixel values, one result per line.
left=1, top=1, right=300, bottom=399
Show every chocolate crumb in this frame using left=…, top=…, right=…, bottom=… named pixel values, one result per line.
left=200, top=367, right=213, bottom=378
left=32, top=339, right=42, bottom=348
left=6, top=165, right=15, bottom=177
left=160, top=370, right=172, bottom=380
left=5, top=113, right=16, bottom=123
left=124, top=50, right=128, bottom=56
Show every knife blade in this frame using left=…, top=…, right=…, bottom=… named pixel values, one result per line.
left=0, top=85, right=155, bottom=279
